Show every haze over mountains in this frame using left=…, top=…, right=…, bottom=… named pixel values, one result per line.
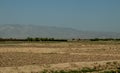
left=0, top=24, right=120, bottom=39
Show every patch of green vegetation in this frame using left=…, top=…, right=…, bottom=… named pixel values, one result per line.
left=101, top=70, right=116, bottom=73
left=40, top=67, right=120, bottom=73
left=41, top=67, right=96, bottom=73
left=80, top=67, right=96, bottom=72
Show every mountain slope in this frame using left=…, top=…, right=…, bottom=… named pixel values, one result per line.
left=0, top=24, right=120, bottom=39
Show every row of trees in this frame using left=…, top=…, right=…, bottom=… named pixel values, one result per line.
left=0, top=37, right=120, bottom=41
left=89, top=38, right=120, bottom=41
left=0, top=37, right=68, bottom=42
left=26, top=37, right=67, bottom=41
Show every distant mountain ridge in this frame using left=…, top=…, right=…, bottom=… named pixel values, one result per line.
left=0, top=24, right=120, bottom=39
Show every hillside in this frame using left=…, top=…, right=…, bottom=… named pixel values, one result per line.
left=0, top=24, right=120, bottom=39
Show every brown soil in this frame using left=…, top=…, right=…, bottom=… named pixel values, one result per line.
left=0, top=41, right=120, bottom=73
left=0, top=52, right=120, bottom=67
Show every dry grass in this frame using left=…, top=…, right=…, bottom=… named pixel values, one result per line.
left=0, top=41, right=120, bottom=73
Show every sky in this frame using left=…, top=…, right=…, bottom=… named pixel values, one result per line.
left=0, top=0, right=120, bottom=32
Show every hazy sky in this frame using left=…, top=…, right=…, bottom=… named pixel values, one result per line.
left=0, top=0, right=120, bottom=32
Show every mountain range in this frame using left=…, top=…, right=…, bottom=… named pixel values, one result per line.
left=0, top=24, right=120, bottom=39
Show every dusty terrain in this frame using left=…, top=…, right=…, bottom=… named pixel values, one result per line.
left=0, top=41, right=120, bottom=73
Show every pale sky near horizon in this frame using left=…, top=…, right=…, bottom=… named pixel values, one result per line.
left=0, top=0, right=120, bottom=32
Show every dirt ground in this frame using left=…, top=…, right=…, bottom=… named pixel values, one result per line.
left=0, top=41, right=120, bottom=73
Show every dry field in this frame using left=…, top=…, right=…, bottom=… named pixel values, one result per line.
left=0, top=41, right=120, bottom=73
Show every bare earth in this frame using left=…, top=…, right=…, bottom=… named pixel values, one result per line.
left=0, top=41, right=120, bottom=73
